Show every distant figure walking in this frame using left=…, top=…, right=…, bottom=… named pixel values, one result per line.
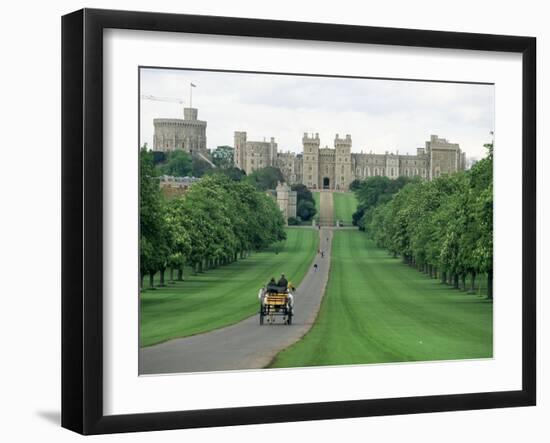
left=321, top=251, right=324, bottom=258
left=313, top=263, right=318, bottom=272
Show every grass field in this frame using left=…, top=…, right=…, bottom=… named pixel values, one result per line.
left=312, top=191, right=320, bottom=221
left=270, top=230, right=493, bottom=368
left=140, top=228, right=319, bottom=347
left=333, top=192, right=358, bottom=225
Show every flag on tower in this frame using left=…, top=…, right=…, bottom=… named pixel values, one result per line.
left=190, top=83, right=196, bottom=87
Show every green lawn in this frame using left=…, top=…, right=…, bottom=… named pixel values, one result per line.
left=312, top=191, right=320, bottom=221
left=270, top=230, right=493, bottom=368
left=333, top=192, right=358, bottom=225
left=140, top=228, right=319, bottom=347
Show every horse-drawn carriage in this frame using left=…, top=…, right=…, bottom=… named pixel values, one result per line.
left=258, top=284, right=294, bottom=325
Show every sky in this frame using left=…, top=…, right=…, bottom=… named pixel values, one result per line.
left=139, top=68, right=495, bottom=161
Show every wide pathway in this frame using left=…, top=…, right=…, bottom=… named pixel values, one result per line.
left=318, top=191, right=334, bottom=226
left=140, top=227, right=334, bottom=374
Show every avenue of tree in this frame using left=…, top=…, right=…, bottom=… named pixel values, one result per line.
left=352, top=144, right=493, bottom=299
left=140, top=148, right=287, bottom=290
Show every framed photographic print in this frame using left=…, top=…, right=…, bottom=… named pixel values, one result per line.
left=61, top=8, right=536, bottom=435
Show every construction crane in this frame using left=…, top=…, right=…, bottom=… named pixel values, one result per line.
left=140, top=94, right=185, bottom=105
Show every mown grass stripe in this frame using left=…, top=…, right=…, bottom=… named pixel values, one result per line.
left=333, top=192, right=358, bottom=225
left=270, top=230, right=492, bottom=368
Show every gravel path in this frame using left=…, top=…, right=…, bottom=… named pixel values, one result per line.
left=319, top=190, right=334, bottom=226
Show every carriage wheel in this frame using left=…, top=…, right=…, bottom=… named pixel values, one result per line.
left=259, top=313, right=264, bottom=325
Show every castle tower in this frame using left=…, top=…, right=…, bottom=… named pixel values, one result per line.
left=276, top=181, right=297, bottom=224
left=153, top=106, right=207, bottom=154
left=425, top=135, right=464, bottom=179
left=270, top=137, right=278, bottom=165
left=302, top=132, right=320, bottom=189
left=335, top=134, right=352, bottom=190
left=181, top=107, right=207, bottom=154
left=234, top=131, right=247, bottom=171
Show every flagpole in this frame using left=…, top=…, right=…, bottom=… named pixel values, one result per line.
left=189, top=83, right=192, bottom=108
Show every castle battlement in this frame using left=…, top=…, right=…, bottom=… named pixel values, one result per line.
left=302, top=132, right=320, bottom=142
left=334, top=133, right=352, bottom=142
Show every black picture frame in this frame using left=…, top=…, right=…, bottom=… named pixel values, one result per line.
left=61, top=8, right=536, bottom=435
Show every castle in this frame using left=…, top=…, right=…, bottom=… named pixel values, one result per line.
left=151, top=106, right=466, bottom=192
left=234, top=131, right=466, bottom=191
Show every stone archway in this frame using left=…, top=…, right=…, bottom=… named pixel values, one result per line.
left=323, top=177, right=330, bottom=189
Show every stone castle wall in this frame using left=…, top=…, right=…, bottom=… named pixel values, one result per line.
left=233, top=132, right=277, bottom=175
left=236, top=131, right=465, bottom=190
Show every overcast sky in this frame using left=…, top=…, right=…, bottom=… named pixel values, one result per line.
left=139, top=68, right=494, bottom=160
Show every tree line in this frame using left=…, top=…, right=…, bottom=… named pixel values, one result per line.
left=140, top=148, right=287, bottom=290
left=289, top=184, right=317, bottom=224
left=353, top=145, right=493, bottom=299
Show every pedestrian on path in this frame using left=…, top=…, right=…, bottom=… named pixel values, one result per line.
left=313, top=263, right=318, bottom=272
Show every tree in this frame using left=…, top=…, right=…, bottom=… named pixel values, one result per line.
left=291, top=183, right=314, bottom=204
left=151, top=150, right=166, bottom=165
left=164, top=198, right=192, bottom=281
left=211, top=145, right=234, bottom=169
left=158, top=150, right=192, bottom=177
left=349, top=179, right=362, bottom=191
left=287, top=217, right=300, bottom=226
left=297, top=200, right=316, bottom=221
left=353, top=176, right=413, bottom=229
left=206, top=167, right=245, bottom=181
left=364, top=144, right=493, bottom=299
left=139, top=159, right=288, bottom=289
left=291, top=183, right=317, bottom=221
left=139, top=148, right=165, bottom=290
left=245, top=166, right=284, bottom=191
left=191, top=156, right=213, bottom=177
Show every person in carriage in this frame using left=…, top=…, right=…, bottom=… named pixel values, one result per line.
left=259, top=274, right=294, bottom=309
